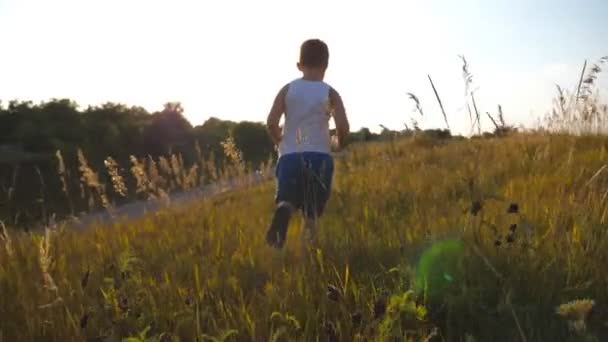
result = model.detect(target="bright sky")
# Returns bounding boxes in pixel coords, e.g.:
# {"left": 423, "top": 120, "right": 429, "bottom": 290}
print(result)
{"left": 1, "top": 0, "right": 607, "bottom": 135}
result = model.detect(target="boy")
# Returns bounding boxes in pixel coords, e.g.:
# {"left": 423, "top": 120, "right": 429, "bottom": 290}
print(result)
{"left": 265, "top": 38, "right": 350, "bottom": 249}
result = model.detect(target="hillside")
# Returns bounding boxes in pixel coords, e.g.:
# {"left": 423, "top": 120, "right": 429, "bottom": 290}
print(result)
{"left": 2, "top": 133, "right": 608, "bottom": 341}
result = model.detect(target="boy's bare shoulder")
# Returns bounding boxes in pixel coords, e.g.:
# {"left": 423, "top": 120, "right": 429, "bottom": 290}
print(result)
{"left": 327, "top": 84, "right": 344, "bottom": 99}
{"left": 328, "top": 86, "right": 344, "bottom": 104}
{"left": 278, "top": 83, "right": 291, "bottom": 97}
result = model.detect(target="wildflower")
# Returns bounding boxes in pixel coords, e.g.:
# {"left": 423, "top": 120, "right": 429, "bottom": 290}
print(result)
{"left": 556, "top": 299, "right": 595, "bottom": 334}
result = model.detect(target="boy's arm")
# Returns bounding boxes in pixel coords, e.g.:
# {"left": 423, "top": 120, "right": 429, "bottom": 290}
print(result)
{"left": 266, "top": 85, "right": 289, "bottom": 146}
{"left": 329, "top": 87, "right": 350, "bottom": 149}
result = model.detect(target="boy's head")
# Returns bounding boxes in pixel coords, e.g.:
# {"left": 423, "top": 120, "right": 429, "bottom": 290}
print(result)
{"left": 298, "top": 39, "right": 329, "bottom": 72}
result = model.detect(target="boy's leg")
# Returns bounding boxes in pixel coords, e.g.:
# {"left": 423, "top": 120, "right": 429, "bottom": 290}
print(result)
{"left": 266, "top": 154, "right": 302, "bottom": 249}
{"left": 266, "top": 201, "right": 294, "bottom": 249}
{"left": 300, "top": 153, "right": 334, "bottom": 248}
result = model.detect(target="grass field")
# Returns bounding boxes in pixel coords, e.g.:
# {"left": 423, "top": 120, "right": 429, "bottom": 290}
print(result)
{"left": 2, "top": 131, "right": 608, "bottom": 341}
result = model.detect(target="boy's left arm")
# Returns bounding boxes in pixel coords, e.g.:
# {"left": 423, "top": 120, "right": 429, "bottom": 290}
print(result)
{"left": 266, "top": 85, "right": 288, "bottom": 146}
{"left": 329, "top": 87, "right": 350, "bottom": 150}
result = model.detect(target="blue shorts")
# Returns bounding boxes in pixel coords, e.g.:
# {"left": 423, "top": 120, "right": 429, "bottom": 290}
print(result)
{"left": 275, "top": 152, "right": 334, "bottom": 218}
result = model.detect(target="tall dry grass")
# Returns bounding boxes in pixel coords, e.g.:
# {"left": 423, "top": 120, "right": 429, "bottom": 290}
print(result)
{"left": 2, "top": 132, "right": 608, "bottom": 340}
{"left": 545, "top": 56, "right": 608, "bottom": 135}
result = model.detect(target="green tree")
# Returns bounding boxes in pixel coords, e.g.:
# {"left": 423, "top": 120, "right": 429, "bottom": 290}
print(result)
{"left": 143, "top": 102, "right": 192, "bottom": 156}
{"left": 231, "top": 121, "right": 274, "bottom": 167}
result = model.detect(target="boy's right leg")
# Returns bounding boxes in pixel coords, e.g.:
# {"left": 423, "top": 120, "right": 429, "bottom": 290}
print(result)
{"left": 300, "top": 152, "right": 334, "bottom": 249}
{"left": 266, "top": 154, "right": 302, "bottom": 249}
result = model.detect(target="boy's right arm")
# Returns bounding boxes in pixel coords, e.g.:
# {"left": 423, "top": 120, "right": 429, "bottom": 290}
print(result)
{"left": 266, "top": 85, "right": 289, "bottom": 146}
{"left": 329, "top": 87, "right": 350, "bottom": 149}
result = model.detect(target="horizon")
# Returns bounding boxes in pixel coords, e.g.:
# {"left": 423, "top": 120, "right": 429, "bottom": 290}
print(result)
{"left": 1, "top": 0, "right": 607, "bottom": 135}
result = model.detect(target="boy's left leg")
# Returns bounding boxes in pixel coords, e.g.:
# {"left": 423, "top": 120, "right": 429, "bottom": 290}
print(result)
{"left": 266, "top": 201, "right": 294, "bottom": 249}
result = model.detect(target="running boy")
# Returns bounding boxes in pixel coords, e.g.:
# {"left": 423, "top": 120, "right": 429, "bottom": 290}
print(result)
{"left": 265, "top": 39, "right": 350, "bottom": 249}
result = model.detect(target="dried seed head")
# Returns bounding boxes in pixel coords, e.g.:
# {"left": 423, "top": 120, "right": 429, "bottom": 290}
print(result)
{"left": 80, "top": 312, "right": 90, "bottom": 329}
{"left": 470, "top": 201, "right": 483, "bottom": 216}
{"left": 0, "top": 220, "right": 13, "bottom": 258}
{"left": 326, "top": 284, "right": 341, "bottom": 302}
{"left": 351, "top": 311, "right": 362, "bottom": 328}
{"left": 118, "top": 296, "right": 129, "bottom": 312}
{"left": 506, "top": 234, "right": 515, "bottom": 244}
{"left": 81, "top": 268, "right": 90, "bottom": 289}
{"left": 373, "top": 298, "right": 387, "bottom": 319}
{"left": 104, "top": 157, "right": 127, "bottom": 197}
{"left": 322, "top": 321, "right": 338, "bottom": 342}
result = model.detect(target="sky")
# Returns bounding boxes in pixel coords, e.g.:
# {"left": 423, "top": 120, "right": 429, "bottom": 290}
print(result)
{"left": 1, "top": 0, "right": 607, "bottom": 135}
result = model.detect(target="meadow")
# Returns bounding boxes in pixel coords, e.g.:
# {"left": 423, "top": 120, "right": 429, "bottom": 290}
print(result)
{"left": 2, "top": 130, "right": 608, "bottom": 341}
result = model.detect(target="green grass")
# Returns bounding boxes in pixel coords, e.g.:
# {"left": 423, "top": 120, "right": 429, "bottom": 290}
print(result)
{"left": 2, "top": 133, "right": 608, "bottom": 341}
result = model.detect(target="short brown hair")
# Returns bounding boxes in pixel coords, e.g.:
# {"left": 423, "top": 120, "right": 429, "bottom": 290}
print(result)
{"left": 299, "top": 39, "right": 329, "bottom": 69}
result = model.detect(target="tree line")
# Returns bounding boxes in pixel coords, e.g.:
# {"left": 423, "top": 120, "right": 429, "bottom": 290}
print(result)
{"left": 0, "top": 99, "right": 394, "bottom": 228}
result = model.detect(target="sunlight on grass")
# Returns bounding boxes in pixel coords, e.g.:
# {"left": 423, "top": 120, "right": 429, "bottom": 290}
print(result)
{"left": 2, "top": 133, "right": 608, "bottom": 340}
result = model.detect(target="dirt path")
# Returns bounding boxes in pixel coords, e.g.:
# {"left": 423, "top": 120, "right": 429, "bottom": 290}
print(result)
{"left": 67, "top": 171, "right": 271, "bottom": 229}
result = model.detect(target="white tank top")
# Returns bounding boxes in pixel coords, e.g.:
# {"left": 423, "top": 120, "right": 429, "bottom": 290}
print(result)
{"left": 279, "top": 78, "right": 332, "bottom": 157}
